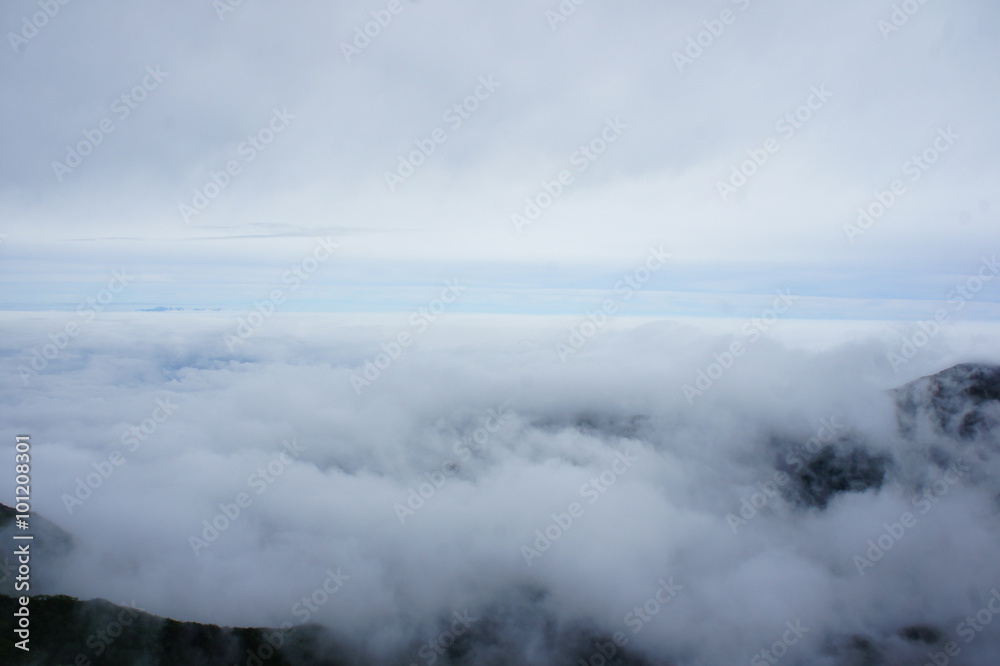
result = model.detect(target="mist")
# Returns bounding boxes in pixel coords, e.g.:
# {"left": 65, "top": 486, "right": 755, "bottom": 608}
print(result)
{"left": 3, "top": 312, "right": 1000, "bottom": 664}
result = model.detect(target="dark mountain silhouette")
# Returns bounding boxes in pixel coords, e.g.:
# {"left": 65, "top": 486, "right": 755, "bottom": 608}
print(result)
{"left": 893, "top": 362, "right": 1000, "bottom": 441}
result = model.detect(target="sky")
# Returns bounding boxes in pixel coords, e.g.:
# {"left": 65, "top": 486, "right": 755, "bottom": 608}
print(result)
{"left": 1, "top": 0, "right": 998, "bottom": 318}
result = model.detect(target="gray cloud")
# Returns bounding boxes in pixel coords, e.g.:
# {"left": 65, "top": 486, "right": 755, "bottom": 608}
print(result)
{"left": 3, "top": 313, "right": 1000, "bottom": 663}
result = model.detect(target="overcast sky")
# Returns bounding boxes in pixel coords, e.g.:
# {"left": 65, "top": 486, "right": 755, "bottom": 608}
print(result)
{"left": 1, "top": 0, "right": 998, "bottom": 317}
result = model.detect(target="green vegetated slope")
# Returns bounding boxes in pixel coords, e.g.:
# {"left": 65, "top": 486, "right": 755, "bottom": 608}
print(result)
{"left": 0, "top": 593, "right": 352, "bottom": 666}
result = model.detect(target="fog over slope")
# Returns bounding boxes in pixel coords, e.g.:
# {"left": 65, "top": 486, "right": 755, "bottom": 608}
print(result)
{"left": 2, "top": 314, "right": 999, "bottom": 664}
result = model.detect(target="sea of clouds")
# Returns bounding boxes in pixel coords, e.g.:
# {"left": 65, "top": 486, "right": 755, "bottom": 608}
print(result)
{"left": 2, "top": 312, "right": 1000, "bottom": 665}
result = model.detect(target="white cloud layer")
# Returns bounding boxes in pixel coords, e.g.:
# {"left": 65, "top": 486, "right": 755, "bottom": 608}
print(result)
{"left": 1, "top": 0, "right": 998, "bottom": 313}
{"left": 3, "top": 313, "right": 1000, "bottom": 664}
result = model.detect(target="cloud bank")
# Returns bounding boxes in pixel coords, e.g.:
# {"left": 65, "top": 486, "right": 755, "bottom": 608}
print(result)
{"left": 3, "top": 313, "right": 1000, "bottom": 664}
